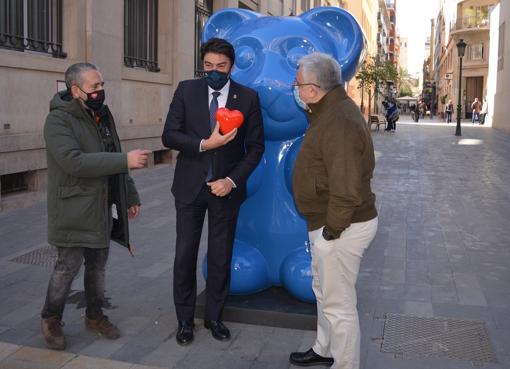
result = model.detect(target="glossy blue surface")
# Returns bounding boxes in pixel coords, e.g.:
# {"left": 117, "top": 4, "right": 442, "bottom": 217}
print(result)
{"left": 202, "top": 7, "right": 366, "bottom": 302}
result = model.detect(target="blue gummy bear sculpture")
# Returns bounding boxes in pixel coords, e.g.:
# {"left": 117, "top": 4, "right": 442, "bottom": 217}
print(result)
{"left": 202, "top": 7, "right": 366, "bottom": 302}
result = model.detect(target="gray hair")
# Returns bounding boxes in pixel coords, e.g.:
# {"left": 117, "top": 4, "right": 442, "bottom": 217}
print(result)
{"left": 298, "top": 52, "right": 343, "bottom": 91}
{"left": 65, "top": 62, "right": 98, "bottom": 89}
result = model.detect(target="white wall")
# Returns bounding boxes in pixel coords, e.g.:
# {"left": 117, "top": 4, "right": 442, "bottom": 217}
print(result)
{"left": 485, "top": 3, "right": 499, "bottom": 126}
{"left": 492, "top": 0, "right": 510, "bottom": 132}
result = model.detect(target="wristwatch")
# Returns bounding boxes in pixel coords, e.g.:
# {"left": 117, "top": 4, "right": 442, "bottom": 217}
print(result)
{"left": 322, "top": 227, "right": 338, "bottom": 241}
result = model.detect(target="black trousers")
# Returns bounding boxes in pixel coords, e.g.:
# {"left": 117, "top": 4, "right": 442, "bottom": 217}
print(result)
{"left": 41, "top": 247, "right": 109, "bottom": 320}
{"left": 173, "top": 184, "right": 240, "bottom": 321}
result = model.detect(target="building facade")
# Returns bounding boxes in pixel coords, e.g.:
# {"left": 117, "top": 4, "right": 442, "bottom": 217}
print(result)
{"left": 342, "top": 0, "right": 380, "bottom": 113}
{"left": 0, "top": 0, "right": 298, "bottom": 210}
{"left": 399, "top": 36, "right": 408, "bottom": 71}
{"left": 434, "top": 0, "right": 499, "bottom": 121}
{"left": 386, "top": 0, "right": 398, "bottom": 66}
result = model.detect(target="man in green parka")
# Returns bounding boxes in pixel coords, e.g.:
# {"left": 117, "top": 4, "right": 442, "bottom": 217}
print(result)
{"left": 41, "top": 62, "right": 151, "bottom": 350}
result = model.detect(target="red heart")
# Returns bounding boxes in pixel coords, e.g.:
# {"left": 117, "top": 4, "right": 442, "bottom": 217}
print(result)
{"left": 216, "top": 108, "right": 244, "bottom": 134}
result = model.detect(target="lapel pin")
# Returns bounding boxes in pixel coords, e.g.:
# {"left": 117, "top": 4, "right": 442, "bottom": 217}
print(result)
{"left": 233, "top": 94, "right": 237, "bottom": 99}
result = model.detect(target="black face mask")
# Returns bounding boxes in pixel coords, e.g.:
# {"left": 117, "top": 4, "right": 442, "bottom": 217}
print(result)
{"left": 79, "top": 87, "right": 105, "bottom": 112}
{"left": 204, "top": 70, "right": 230, "bottom": 90}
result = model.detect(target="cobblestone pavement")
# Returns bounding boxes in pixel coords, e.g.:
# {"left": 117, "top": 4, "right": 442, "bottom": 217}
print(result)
{"left": 1, "top": 119, "right": 509, "bottom": 369}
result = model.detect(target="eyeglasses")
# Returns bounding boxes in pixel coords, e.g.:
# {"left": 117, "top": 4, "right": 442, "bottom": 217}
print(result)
{"left": 292, "top": 80, "right": 321, "bottom": 88}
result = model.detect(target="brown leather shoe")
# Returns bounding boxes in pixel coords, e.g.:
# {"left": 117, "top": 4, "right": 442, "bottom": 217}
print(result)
{"left": 85, "top": 312, "right": 120, "bottom": 339}
{"left": 41, "top": 316, "right": 66, "bottom": 350}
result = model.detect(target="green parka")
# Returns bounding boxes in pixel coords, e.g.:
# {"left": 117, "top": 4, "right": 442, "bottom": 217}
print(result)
{"left": 44, "top": 91, "right": 140, "bottom": 249}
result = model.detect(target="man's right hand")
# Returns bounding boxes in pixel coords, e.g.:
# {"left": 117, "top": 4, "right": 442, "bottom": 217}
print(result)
{"left": 202, "top": 123, "right": 237, "bottom": 151}
{"left": 127, "top": 149, "right": 151, "bottom": 169}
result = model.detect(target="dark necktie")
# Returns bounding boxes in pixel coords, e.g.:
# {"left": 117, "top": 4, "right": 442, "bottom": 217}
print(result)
{"left": 210, "top": 91, "right": 221, "bottom": 130}
{"left": 206, "top": 91, "right": 221, "bottom": 181}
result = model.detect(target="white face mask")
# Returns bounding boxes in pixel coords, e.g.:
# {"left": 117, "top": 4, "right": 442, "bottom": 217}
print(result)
{"left": 293, "top": 85, "right": 309, "bottom": 111}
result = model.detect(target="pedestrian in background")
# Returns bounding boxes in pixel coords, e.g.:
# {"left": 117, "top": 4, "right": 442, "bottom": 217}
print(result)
{"left": 290, "top": 52, "right": 378, "bottom": 369}
{"left": 41, "top": 63, "right": 150, "bottom": 350}
{"left": 383, "top": 98, "right": 399, "bottom": 132}
{"left": 445, "top": 99, "right": 453, "bottom": 123}
{"left": 471, "top": 97, "right": 481, "bottom": 124}
{"left": 480, "top": 98, "right": 488, "bottom": 125}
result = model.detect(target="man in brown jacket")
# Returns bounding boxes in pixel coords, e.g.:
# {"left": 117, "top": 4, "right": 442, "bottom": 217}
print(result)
{"left": 289, "top": 53, "right": 378, "bottom": 369}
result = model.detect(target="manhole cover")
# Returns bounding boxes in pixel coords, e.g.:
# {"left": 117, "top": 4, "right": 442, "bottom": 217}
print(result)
{"left": 10, "top": 246, "right": 57, "bottom": 267}
{"left": 381, "top": 313, "right": 497, "bottom": 366}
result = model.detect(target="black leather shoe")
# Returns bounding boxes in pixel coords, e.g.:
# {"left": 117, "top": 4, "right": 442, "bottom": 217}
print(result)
{"left": 204, "top": 320, "right": 230, "bottom": 341}
{"left": 176, "top": 320, "right": 194, "bottom": 345}
{"left": 289, "top": 348, "right": 334, "bottom": 367}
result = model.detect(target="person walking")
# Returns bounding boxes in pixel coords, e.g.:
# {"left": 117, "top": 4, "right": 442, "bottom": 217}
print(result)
{"left": 445, "top": 100, "right": 453, "bottom": 123}
{"left": 480, "top": 98, "right": 488, "bottom": 125}
{"left": 471, "top": 97, "right": 481, "bottom": 124}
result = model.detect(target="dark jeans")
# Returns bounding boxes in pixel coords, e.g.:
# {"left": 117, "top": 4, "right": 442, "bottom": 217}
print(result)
{"left": 472, "top": 111, "right": 479, "bottom": 123}
{"left": 41, "top": 247, "right": 109, "bottom": 320}
{"left": 446, "top": 111, "right": 452, "bottom": 123}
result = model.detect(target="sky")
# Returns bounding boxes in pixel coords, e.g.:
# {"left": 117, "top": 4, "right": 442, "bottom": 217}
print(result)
{"left": 396, "top": 0, "right": 441, "bottom": 76}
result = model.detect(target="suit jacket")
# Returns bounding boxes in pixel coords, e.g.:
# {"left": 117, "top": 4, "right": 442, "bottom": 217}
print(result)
{"left": 162, "top": 78, "right": 265, "bottom": 204}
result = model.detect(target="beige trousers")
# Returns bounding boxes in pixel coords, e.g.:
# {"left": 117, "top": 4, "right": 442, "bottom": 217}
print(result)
{"left": 309, "top": 217, "right": 378, "bottom": 369}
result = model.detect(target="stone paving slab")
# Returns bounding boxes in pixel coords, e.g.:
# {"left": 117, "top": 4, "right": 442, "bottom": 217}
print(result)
{"left": 1, "top": 121, "right": 510, "bottom": 368}
{"left": 0, "top": 342, "right": 169, "bottom": 369}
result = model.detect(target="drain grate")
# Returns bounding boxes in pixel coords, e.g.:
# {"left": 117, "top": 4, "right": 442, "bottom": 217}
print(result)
{"left": 10, "top": 245, "right": 57, "bottom": 267}
{"left": 381, "top": 313, "right": 497, "bottom": 366}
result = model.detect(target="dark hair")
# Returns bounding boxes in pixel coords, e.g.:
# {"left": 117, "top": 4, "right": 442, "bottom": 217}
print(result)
{"left": 200, "top": 38, "right": 235, "bottom": 66}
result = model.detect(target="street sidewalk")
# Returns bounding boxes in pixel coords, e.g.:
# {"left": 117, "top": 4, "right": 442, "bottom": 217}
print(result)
{"left": 1, "top": 123, "right": 510, "bottom": 369}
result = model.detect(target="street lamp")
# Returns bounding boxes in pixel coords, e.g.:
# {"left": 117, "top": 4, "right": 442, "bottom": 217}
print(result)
{"left": 455, "top": 39, "right": 467, "bottom": 136}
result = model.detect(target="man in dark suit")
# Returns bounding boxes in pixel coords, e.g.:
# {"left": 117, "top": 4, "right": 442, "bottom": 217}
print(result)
{"left": 162, "top": 38, "right": 264, "bottom": 345}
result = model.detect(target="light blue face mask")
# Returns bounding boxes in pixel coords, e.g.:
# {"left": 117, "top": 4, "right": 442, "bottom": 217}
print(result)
{"left": 293, "top": 85, "right": 309, "bottom": 111}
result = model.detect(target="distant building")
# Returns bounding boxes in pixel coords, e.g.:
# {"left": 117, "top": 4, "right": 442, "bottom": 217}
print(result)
{"left": 399, "top": 37, "right": 409, "bottom": 72}
{"left": 434, "top": 0, "right": 499, "bottom": 122}
{"left": 340, "top": 0, "right": 380, "bottom": 112}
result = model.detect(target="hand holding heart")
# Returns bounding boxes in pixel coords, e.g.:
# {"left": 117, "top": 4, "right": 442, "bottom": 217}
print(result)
{"left": 202, "top": 121, "right": 237, "bottom": 151}
{"left": 216, "top": 108, "right": 244, "bottom": 134}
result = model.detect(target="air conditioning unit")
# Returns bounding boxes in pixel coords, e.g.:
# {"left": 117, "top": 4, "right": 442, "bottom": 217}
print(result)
{"left": 444, "top": 73, "right": 453, "bottom": 80}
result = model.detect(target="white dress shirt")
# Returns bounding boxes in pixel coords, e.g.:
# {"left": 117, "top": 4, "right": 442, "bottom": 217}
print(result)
{"left": 208, "top": 80, "right": 230, "bottom": 109}
{"left": 200, "top": 80, "right": 236, "bottom": 188}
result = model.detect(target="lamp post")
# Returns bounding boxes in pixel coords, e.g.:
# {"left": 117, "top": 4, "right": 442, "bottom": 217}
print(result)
{"left": 455, "top": 39, "right": 466, "bottom": 136}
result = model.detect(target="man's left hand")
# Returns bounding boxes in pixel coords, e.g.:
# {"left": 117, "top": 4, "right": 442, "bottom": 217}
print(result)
{"left": 128, "top": 205, "right": 141, "bottom": 219}
{"left": 207, "top": 179, "right": 233, "bottom": 197}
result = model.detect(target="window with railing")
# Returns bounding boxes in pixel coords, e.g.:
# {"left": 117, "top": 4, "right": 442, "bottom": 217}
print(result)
{"left": 468, "top": 43, "right": 484, "bottom": 61}
{"left": 124, "top": 0, "right": 160, "bottom": 72}
{"left": 194, "top": 0, "right": 213, "bottom": 77}
{"left": 0, "top": 0, "right": 65, "bottom": 58}
{"left": 451, "top": 6, "right": 490, "bottom": 32}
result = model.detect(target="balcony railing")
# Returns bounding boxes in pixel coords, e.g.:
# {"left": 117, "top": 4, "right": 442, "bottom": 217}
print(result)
{"left": 450, "top": 15, "right": 490, "bottom": 32}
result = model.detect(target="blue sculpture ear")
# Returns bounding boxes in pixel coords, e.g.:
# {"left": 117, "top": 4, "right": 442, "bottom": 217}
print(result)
{"left": 299, "top": 7, "right": 367, "bottom": 81}
{"left": 202, "top": 9, "right": 261, "bottom": 42}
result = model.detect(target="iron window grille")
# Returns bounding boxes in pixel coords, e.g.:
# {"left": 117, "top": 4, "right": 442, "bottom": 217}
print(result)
{"left": 194, "top": 0, "right": 213, "bottom": 78}
{"left": 0, "top": 0, "right": 66, "bottom": 58}
{"left": 124, "top": 0, "right": 160, "bottom": 72}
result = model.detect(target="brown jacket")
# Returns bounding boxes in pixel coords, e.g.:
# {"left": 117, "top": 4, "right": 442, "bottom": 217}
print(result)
{"left": 292, "top": 85, "right": 377, "bottom": 238}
